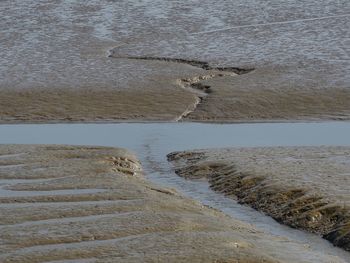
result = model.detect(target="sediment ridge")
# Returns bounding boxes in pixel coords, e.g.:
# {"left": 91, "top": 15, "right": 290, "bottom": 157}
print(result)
{"left": 168, "top": 147, "right": 350, "bottom": 252}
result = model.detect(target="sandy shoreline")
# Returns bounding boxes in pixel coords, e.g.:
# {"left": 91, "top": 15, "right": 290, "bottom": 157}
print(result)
{"left": 168, "top": 146, "right": 350, "bottom": 252}
{"left": 1, "top": 83, "right": 350, "bottom": 124}
{"left": 1, "top": 56, "right": 350, "bottom": 124}
{"left": 1, "top": 144, "right": 348, "bottom": 262}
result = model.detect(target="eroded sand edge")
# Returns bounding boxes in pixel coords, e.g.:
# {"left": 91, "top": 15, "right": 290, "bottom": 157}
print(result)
{"left": 168, "top": 146, "right": 350, "bottom": 252}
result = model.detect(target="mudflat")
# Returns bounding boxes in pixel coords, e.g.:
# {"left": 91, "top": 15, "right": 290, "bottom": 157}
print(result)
{"left": 168, "top": 146, "right": 350, "bottom": 251}
{"left": 1, "top": 1, "right": 350, "bottom": 123}
{"left": 0, "top": 145, "right": 346, "bottom": 263}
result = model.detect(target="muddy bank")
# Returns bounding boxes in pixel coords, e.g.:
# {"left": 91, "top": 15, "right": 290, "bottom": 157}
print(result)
{"left": 0, "top": 87, "right": 197, "bottom": 123}
{"left": 168, "top": 147, "right": 350, "bottom": 251}
{"left": 2, "top": 64, "right": 350, "bottom": 123}
{"left": 182, "top": 75, "right": 350, "bottom": 122}
{"left": 0, "top": 145, "right": 346, "bottom": 262}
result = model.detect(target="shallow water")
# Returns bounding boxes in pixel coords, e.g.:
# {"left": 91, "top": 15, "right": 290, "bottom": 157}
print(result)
{"left": 1, "top": 0, "right": 350, "bottom": 91}
{"left": 0, "top": 122, "right": 350, "bottom": 260}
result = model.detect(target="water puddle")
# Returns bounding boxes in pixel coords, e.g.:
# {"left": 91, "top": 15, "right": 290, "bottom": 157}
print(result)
{"left": 0, "top": 122, "right": 349, "bottom": 260}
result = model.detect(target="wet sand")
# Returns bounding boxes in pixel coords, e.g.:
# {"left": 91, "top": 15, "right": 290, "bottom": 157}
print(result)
{"left": 1, "top": 0, "right": 350, "bottom": 261}
{"left": 1, "top": 144, "right": 348, "bottom": 262}
{"left": 1, "top": 1, "right": 350, "bottom": 123}
{"left": 1, "top": 60, "right": 350, "bottom": 124}
{"left": 168, "top": 146, "right": 350, "bottom": 251}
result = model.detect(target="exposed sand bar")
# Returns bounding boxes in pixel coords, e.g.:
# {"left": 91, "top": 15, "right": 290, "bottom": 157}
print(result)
{"left": 1, "top": 145, "right": 348, "bottom": 262}
{"left": 0, "top": 124, "right": 350, "bottom": 261}
{"left": 168, "top": 146, "right": 350, "bottom": 252}
{"left": 1, "top": 1, "right": 350, "bottom": 123}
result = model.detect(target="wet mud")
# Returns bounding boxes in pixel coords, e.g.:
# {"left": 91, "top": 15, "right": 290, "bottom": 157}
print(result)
{"left": 108, "top": 54, "right": 255, "bottom": 75}
{"left": 168, "top": 147, "right": 350, "bottom": 252}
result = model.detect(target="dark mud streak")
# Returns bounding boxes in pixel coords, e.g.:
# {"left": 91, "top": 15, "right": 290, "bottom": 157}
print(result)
{"left": 108, "top": 55, "right": 255, "bottom": 75}
{"left": 177, "top": 78, "right": 211, "bottom": 121}
{"left": 188, "top": 83, "right": 213, "bottom": 94}
{"left": 167, "top": 152, "right": 350, "bottom": 252}
{"left": 108, "top": 54, "right": 255, "bottom": 121}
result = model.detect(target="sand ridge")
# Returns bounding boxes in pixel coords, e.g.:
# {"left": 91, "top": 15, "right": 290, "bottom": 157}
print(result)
{"left": 168, "top": 146, "right": 350, "bottom": 252}
{"left": 0, "top": 144, "right": 347, "bottom": 262}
